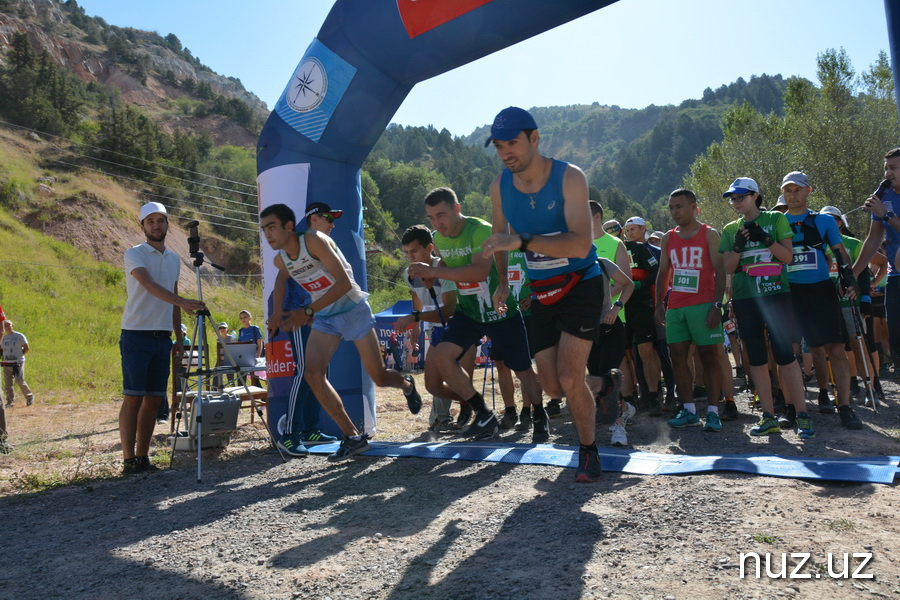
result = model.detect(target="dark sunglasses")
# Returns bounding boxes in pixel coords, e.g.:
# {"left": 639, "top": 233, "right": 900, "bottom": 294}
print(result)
{"left": 316, "top": 214, "right": 335, "bottom": 223}
{"left": 605, "top": 225, "right": 622, "bottom": 234}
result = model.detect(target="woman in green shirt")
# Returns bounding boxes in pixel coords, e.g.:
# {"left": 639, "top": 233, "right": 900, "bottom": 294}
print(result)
{"left": 718, "top": 177, "right": 813, "bottom": 439}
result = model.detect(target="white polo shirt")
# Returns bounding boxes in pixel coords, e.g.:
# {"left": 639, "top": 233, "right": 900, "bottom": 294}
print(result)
{"left": 121, "top": 242, "right": 181, "bottom": 331}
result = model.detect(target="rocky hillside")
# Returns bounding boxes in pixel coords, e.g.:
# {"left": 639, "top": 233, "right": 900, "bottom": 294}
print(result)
{"left": 0, "top": 0, "right": 267, "bottom": 146}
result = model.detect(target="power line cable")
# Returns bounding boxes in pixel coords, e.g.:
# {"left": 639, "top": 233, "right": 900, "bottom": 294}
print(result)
{"left": 0, "top": 118, "right": 257, "bottom": 192}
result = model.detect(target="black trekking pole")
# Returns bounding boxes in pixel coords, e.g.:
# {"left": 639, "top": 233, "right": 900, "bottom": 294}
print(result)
{"left": 849, "top": 303, "right": 878, "bottom": 413}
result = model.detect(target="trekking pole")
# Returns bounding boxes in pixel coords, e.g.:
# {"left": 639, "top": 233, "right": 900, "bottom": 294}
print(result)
{"left": 850, "top": 303, "right": 878, "bottom": 413}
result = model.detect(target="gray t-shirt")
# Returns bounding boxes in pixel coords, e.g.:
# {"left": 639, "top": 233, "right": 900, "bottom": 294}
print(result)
{"left": 1, "top": 331, "right": 28, "bottom": 364}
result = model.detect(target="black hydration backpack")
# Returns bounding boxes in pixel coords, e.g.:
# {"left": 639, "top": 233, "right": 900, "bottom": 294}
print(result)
{"left": 791, "top": 211, "right": 826, "bottom": 255}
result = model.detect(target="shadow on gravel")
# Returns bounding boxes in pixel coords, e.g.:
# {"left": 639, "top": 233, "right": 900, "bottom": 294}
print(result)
{"left": 0, "top": 452, "right": 316, "bottom": 599}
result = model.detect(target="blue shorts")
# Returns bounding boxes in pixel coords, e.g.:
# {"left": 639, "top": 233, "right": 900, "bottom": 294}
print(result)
{"left": 120, "top": 329, "right": 173, "bottom": 397}
{"left": 312, "top": 300, "right": 376, "bottom": 342}
{"left": 441, "top": 311, "right": 532, "bottom": 372}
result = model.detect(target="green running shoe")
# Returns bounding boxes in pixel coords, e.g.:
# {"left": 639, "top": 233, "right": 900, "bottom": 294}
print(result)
{"left": 795, "top": 413, "right": 816, "bottom": 439}
{"left": 667, "top": 409, "right": 701, "bottom": 428}
{"left": 750, "top": 413, "right": 781, "bottom": 436}
{"left": 703, "top": 411, "right": 722, "bottom": 432}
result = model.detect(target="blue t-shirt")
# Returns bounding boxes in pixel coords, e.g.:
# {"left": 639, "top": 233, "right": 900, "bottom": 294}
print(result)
{"left": 871, "top": 188, "right": 900, "bottom": 276}
{"left": 238, "top": 325, "right": 262, "bottom": 343}
{"left": 785, "top": 209, "right": 842, "bottom": 284}
{"left": 499, "top": 158, "right": 599, "bottom": 281}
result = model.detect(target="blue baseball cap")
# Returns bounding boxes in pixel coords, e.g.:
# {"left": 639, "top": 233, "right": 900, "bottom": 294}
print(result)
{"left": 722, "top": 177, "right": 760, "bottom": 198}
{"left": 484, "top": 107, "right": 538, "bottom": 147}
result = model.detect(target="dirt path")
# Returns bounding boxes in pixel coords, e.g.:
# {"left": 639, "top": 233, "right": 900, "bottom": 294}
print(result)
{"left": 1, "top": 375, "right": 898, "bottom": 600}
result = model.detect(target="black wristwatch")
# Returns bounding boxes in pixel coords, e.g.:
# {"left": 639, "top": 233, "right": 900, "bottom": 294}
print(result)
{"left": 304, "top": 306, "right": 314, "bottom": 318}
{"left": 519, "top": 233, "right": 533, "bottom": 252}
{"left": 884, "top": 211, "right": 896, "bottom": 222}
{"left": 713, "top": 301, "right": 724, "bottom": 309}
{"left": 412, "top": 310, "right": 421, "bottom": 322}
{"left": 613, "top": 299, "right": 624, "bottom": 308}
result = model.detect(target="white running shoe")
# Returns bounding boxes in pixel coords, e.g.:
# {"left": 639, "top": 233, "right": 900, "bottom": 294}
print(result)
{"left": 609, "top": 423, "right": 628, "bottom": 447}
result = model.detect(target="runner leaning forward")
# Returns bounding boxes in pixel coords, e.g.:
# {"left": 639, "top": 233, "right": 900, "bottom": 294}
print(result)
{"left": 482, "top": 107, "right": 618, "bottom": 483}
{"left": 260, "top": 203, "right": 422, "bottom": 462}
{"left": 407, "top": 187, "right": 546, "bottom": 442}
{"left": 655, "top": 188, "right": 729, "bottom": 431}
{"left": 718, "top": 178, "right": 812, "bottom": 439}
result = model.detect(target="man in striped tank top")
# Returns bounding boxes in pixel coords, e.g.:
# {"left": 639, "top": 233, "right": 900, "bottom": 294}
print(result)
{"left": 654, "top": 189, "right": 729, "bottom": 431}
{"left": 260, "top": 204, "right": 422, "bottom": 462}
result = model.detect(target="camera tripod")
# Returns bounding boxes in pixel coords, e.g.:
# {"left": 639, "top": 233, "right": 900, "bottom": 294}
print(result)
{"left": 170, "top": 221, "right": 285, "bottom": 482}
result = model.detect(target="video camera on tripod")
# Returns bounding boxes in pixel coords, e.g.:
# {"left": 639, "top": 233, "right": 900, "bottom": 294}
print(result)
{"left": 171, "top": 220, "right": 284, "bottom": 481}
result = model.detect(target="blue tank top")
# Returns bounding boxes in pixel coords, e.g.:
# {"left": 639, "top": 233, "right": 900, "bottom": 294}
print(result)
{"left": 500, "top": 158, "right": 599, "bottom": 281}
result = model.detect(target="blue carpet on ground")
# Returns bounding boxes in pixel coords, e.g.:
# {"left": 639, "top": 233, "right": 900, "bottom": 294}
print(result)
{"left": 307, "top": 441, "right": 900, "bottom": 484}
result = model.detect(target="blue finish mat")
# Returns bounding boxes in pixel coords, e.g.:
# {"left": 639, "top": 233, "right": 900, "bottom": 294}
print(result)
{"left": 308, "top": 441, "right": 900, "bottom": 484}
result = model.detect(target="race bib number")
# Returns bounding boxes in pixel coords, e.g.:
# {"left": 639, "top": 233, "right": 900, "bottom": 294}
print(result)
{"left": 300, "top": 274, "right": 333, "bottom": 293}
{"left": 672, "top": 268, "right": 700, "bottom": 293}
{"left": 787, "top": 247, "right": 818, "bottom": 272}
{"left": 508, "top": 265, "right": 524, "bottom": 284}
{"left": 525, "top": 250, "right": 569, "bottom": 270}
{"left": 457, "top": 280, "right": 486, "bottom": 296}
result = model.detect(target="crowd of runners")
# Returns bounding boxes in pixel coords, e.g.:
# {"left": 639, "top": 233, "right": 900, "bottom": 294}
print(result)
{"left": 259, "top": 107, "right": 899, "bottom": 483}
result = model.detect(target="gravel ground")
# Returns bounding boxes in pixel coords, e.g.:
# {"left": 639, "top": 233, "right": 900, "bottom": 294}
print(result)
{"left": 1, "top": 373, "right": 899, "bottom": 600}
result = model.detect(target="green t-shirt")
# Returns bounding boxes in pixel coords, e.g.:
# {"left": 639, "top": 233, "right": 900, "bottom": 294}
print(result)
{"left": 594, "top": 233, "right": 626, "bottom": 322}
{"left": 507, "top": 250, "right": 532, "bottom": 316}
{"left": 719, "top": 211, "right": 793, "bottom": 300}
{"left": 434, "top": 216, "right": 512, "bottom": 324}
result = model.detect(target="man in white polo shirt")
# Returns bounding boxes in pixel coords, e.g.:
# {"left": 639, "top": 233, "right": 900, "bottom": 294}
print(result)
{"left": 120, "top": 202, "right": 206, "bottom": 474}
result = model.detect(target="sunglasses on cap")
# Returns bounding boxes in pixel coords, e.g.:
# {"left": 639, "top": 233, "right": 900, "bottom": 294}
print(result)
{"left": 605, "top": 225, "right": 622, "bottom": 234}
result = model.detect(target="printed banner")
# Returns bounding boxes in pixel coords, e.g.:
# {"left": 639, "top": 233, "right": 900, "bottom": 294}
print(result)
{"left": 397, "top": 0, "right": 494, "bottom": 38}
{"left": 274, "top": 39, "right": 356, "bottom": 143}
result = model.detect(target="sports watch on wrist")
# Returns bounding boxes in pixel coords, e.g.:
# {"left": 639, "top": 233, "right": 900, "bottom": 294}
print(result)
{"left": 883, "top": 211, "right": 896, "bottom": 222}
{"left": 519, "top": 233, "right": 533, "bottom": 251}
{"left": 613, "top": 299, "right": 624, "bottom": 308}
{"left": 304, "top": 306, "right": 314, "bottom": 318}
{"left": 713, "top": 302, "right": 724, "bottom": 309}
{"left": 412, "top": 310, "right": 421, "bottom": 322}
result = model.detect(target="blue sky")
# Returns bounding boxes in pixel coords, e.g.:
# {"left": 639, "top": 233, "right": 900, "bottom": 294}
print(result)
{"left": 74, "top": 0, "right": 891, "bottom": 137}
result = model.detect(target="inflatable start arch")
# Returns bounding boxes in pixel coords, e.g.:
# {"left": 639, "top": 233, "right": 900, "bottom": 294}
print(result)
{"left": 257, "top": 0, "right": 900, "bottom": 437}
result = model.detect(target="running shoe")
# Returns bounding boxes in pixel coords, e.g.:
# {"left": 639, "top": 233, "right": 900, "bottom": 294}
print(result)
{"left": 0, "top": 438, "right": 12, "bottom": 454}
{"left": 122, "top": 457, "right": 140, "bottom": 475}
{"left": 300, "top": 429, "right": 339, "bottom": 445}
{"left": 532, "top": 405, "right": 550, "bottom": 443}
{"left": 403, "top": 375, "right": 422, "bottom": 415}
{"left": 575, "top": 445, "right": 602, "bottom": 483}
{"left": 327, "top": 435, "right": 371, "bottom": 462}
{"left": 609, "top": 424, "right": 628, "bottom": 447}
{"left": 668, "top": 409, "right": 701, "bottom": 428}
{"left": 795, "top": 413, "right": 816, "bottom": 439}
{"left": 838, "top": 405, "right": 863, "bottom": 430}
{"left": 428, "top": 418, "right": 454, "bottom": 432}
{"left": 817, "top": 389, "right": 835, "bottom": 414}
{"left": 277, "top": 433, "right": 310, "bottom": 457}
{"left": 26, "top": 396, "right": 33, "bottom": 407}
{"left": 703, "top": 411, "right": 723, "bottom": 432}
{"left": 777, "top": 404, "right": 797, "bottom": 430}
{"left": 546, "top": 398, "right": 563, "bottom": 418}
{"left": 720, "top": 400, "right": 739, "bottom": 421}
{"left": 514, "top": 407, "right": 533, "bottom": 432}
{"left": 464, "top": 410, "right": 500, "bottom": 441}
{"left": 620, "top": 401, "right": 636, "bottom": 425}
{"left": 137, "top": 456, "right": 159, "bottom": 472}
{"left": 498, "top": 407, "right": 518, "bottom": 431}
{"left": 750, "top": 413, "right": 781, "bottom": 436}
{"left": 452, "top": 401, "right": 473, "bottom": 429}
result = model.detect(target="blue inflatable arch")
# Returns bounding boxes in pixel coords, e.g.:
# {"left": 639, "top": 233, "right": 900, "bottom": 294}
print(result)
{"left": 257, "top": 0, "right": 900, "bottom": 437}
